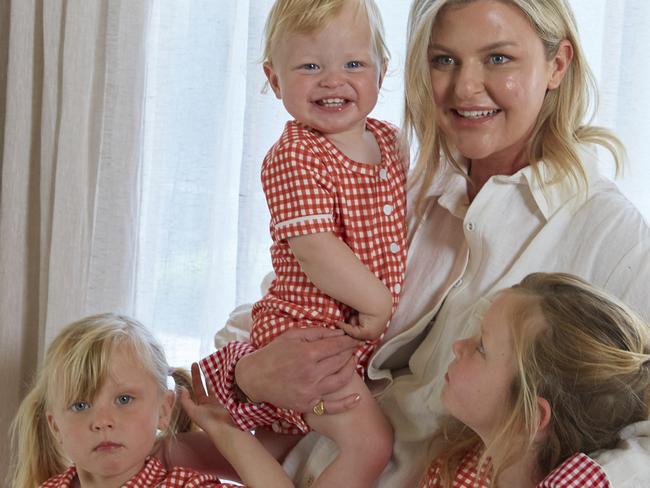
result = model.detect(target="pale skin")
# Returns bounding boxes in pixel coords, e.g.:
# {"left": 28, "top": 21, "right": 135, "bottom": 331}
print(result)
{"left": 45, "top": 346, "right": 176, "bottom": 488}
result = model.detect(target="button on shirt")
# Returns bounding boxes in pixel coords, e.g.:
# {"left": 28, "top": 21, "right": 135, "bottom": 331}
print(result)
{"left": 283, "top": 148, "right": 650, "bottom": 487}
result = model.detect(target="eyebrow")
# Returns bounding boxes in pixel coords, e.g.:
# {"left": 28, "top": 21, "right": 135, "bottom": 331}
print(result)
{"left": 428, "top": 41, "right": 519, "bottom": 53}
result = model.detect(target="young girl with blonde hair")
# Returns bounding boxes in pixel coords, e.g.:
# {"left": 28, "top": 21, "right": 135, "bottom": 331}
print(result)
{"left": 421, "top": 273, "right": 650, "bottom": 487}
{"left": 9, "top": 313, "right": 271, "bottom": 488}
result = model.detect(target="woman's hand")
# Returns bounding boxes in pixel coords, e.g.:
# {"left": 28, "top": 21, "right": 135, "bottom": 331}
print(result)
{"left": 235, "top": 327, "right": 362, "bottom": 414}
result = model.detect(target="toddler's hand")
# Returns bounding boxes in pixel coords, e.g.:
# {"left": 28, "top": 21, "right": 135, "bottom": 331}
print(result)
{"left": 337, "top": 313, "right": 387, "bottom": 341}
{"left": 179, "top": 363, "right": 235, "bottom": 433}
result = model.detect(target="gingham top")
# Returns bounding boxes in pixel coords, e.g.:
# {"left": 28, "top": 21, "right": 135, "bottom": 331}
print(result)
{"left": 419, "top": 447, "right": 611, "bottom": 487}
{"left": 252, "top": 118, "right": 407, "bottom": 356}
{"left": 200, "top": 119, "right": 407, "bottom": 434}
{"left": 39, "top": 456, "right": 237, "bottom": 487}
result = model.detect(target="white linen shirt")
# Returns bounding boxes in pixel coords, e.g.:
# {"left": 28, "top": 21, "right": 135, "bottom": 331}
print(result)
{"left": 280, "top": 149, "right": 650, "bottom": 488}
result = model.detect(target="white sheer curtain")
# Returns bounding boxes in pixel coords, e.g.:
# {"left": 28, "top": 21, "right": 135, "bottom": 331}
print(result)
{"left": 139, "top": 0, "right": 650, "bottom": 368}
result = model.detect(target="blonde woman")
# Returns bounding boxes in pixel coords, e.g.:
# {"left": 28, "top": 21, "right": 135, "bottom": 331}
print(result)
{"left": 162, "top": 1, "right": 650, "bottom": 486}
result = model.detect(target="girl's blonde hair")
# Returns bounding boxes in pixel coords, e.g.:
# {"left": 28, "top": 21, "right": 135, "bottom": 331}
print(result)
{"left": 404, "top": 0, "right": 625, "bottom": 219}
{"left": 9, "top": 313, "right": 194, "bottom": 488}
{"left": 433, "top": 273, "right": 650, "bottom": 487}
{"left": 263, "top": 0, "right": 390, "bottom": 69}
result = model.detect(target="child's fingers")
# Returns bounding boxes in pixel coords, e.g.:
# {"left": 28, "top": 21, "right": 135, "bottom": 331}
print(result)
{"left": 336, "top": 320, "right": 373, "bottom": 340}
{"left": 190, "top": 362, "right": 208, "bottom": 401}
{"left": 178, "top": 387, "right": 195, "bottom": 412}
{"left": 336, "top": 320, "right": 361, "bottom": 337}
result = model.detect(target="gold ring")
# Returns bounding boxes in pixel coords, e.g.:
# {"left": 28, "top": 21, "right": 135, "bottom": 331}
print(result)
{"left": 312, "top": 399, "right": 326, "bottom": 416}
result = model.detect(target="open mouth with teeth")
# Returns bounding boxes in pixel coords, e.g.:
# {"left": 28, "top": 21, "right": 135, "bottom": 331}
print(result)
{"left": 453, "top": 108, "right": 502, "bottom": 119}
{"left": 315, "top": 97, "right": 350, "bottom": 109}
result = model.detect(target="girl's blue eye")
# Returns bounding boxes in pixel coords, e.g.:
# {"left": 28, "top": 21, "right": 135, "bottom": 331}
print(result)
{"left": 302, "top": 63, "right": 319, "bottom": 71}
{"left": 116, "top": 394, "right": 133, "bottom": 405}
{"left": 70, "top": 401, "right": 91, "bottom": 412}
{"left": 346, "top": 60, "right": 363, "bottom": 69}
{"left": 489, "top": 54, "right": 510, "bottom": 65}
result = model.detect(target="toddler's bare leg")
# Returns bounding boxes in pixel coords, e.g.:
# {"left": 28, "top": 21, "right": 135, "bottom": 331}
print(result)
{"left": 305, "top": 373, "right": 393, "bottom": 488}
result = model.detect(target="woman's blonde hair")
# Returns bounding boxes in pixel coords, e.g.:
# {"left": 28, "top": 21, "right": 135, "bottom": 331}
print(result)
{"left": 433, "top": 273, "right": 650, "bottom": 487}
{"left": 404, "top": 0, "right": 625, "bottom": 219}
{"left": 263, "top": 0, "right": 390, "bottom": 69}
{"left": 9, "top": 313, "right": 195, "bottom": 488}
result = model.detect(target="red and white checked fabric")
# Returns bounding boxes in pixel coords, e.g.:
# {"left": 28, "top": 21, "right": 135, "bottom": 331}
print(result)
{"left": 39, "top": 456, "right": 238, "bottom": 487}
{"left": 199, "top": 341, "right": 305, "bottom": 433}
{"left": 200, "top": 118, "right": 408, "bottom": 434}
{"left": 538, "top": 453, "right": 610, "bottom": 487}
{"left": 253, "top": 118, "right": 407, "bottom": 357}
{"left": 419, "top": 447, "right": 611, "bottom": 487}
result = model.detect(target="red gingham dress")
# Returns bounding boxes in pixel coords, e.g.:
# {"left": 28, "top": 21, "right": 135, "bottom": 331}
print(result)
{"left": 200, "top": 118, "right": 407, "bottom": 434}
{"left": 419, "top": 447, "right": 611, "bottom": 487}
{"left": 39, "top": 456, "right": 238, "bottom": 487}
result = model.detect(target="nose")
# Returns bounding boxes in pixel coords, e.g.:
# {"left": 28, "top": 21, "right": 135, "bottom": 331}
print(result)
{"left": 319, "top": 68, "right": 345, "bottom": 89}
{"left": 454, "top": 61, "right": 484, "bottom": 100}
{"left": 452, "top": 337, "right": 470, "bottom": 357}
{"left": 91, "top": 407, "right": 115, "bottom": 431}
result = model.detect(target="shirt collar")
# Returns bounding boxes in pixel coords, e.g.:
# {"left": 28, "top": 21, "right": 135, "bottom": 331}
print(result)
{"left": 46, "top": 457, "right": 166, "bottom": 488}
{"left": 517, "top": 146, "right": 601, "bottom": 220}
{"left": 418, "top": 146, "right": 601, "bottom": 221}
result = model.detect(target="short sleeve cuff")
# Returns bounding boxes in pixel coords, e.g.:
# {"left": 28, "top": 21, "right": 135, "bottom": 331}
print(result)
{"left": 274, "top": 215, "right": 335, "bottom": 241}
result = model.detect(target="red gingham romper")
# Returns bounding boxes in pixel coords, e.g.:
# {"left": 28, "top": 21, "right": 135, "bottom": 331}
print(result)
{"left": 200, "top": 118, "right": 407, "bottom": 434}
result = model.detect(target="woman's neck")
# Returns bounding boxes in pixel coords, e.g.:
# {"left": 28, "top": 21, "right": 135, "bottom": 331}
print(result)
{"left": 467, "top": 155, "right": 529, "bottom": 202}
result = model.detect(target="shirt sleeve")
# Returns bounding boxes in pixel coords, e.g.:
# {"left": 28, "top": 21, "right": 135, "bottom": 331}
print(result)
{"left": 262, "top": 139, "right": 336, "bottom": 241}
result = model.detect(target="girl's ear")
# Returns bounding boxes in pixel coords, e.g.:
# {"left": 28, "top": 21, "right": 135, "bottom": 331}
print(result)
{"left": 536, "top": 396, "right": 552, "bottom": 433}
{"left": 263, "top": 62, "right": 282, "bottom": 99}
{"left": 46, "top": 412, "right": 63, "bottom": 444}
{"left": 157, "top": 390, "right": 175, "bottom": 431}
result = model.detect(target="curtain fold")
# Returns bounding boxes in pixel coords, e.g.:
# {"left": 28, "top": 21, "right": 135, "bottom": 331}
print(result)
{"left": 0, "top": 0, "right": 151, "bottom": 481}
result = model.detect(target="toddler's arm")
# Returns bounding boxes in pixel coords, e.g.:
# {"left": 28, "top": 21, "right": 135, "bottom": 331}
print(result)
{"left": 289, "top": 232, "right": 392, "bottom": 340}
{"left": 180, "top": 364, "right": 294, "bottom": 488}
